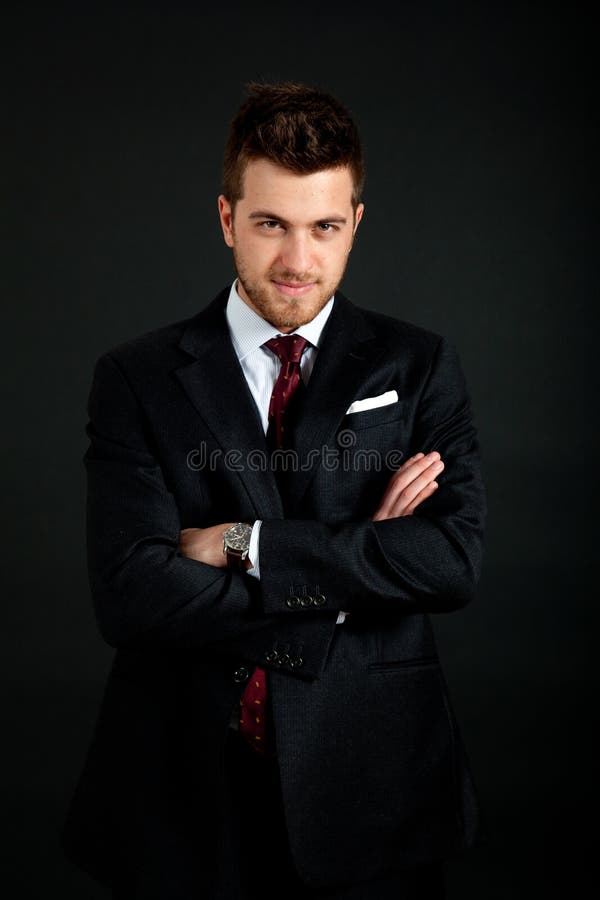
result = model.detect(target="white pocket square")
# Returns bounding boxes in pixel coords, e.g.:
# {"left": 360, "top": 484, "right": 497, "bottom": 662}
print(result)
{"left": 345, "top": 389, "right": 399, "bottom": 415}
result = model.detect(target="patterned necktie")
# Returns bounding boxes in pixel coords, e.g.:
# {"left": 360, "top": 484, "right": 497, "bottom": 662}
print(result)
{"left": 238, "top": 334, "right": 309, "bottom": 755}
{"left": 264, "top": 335, "right": 309, "bottom": 450}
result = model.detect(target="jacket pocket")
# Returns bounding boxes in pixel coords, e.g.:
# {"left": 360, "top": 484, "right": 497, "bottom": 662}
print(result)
{"left": 368, "top": 654, "right": 440, "bottom": 673}
{"left": 340, "top": 402, "right": 404, "bottom": 431}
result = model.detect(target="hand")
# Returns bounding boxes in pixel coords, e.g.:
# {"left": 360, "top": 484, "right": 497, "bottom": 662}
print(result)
{"left": 371, "top": 451, "right": 444, "bottom": 522}
{"left": 179, "top": 522, "right": 244, "bottom": 568}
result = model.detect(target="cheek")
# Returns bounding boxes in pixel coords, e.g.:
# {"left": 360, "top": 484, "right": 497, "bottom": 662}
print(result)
{"left": 327, "top": 247, "right": 350, "bottom": 273}
{"left": 238, "top": 234, "right": 276, "bottom": 264}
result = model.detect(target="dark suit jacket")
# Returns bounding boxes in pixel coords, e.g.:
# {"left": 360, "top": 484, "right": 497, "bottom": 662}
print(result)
{"left": 61, "top": 287, "right": 487, "bottom": 895}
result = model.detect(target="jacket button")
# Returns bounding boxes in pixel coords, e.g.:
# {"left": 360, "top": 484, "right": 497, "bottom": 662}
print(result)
{"left": 313, "top": 593, "right": 326, "bottom": 606}
{"left": 299, "top": 595, "right": 312, "bottom": 607}
{"left": 286, "top": 596, "right": 300, "bottom": 609}
{"left": 232, "top": 665, "right": 249, "bottom": 683}
{"left": 278, "top": 652, "right": 291, "bottom": 667}
{"left": 265, "top": 650, "right": 278, "bottom": 663}
{"left": 290, "top": 656, "right": 304, "bottom": 668}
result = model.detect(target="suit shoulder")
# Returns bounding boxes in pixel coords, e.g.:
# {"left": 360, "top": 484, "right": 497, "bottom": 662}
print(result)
{"left": 352, "top": 302, "right": 445, "bottom": 356}
{"left": 93, "top": 287, "right": 229, "bottom": 377}
{"left": 97, "top": 315, "right": 193, "bottom": 370}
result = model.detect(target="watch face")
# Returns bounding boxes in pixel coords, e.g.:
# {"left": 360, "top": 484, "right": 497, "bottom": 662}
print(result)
{"left": 225, "top": 523, "right": 252, "bottom": 550}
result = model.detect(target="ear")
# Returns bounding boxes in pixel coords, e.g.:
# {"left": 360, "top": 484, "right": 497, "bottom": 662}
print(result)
{"left": 348, "top": 203, "right": 364, "bottom": 252}
{"left": 353, "top": 203, "right": 364, "bottom": 235}
{"left": 218, "top": 195, "right": 234, "bottom": 247}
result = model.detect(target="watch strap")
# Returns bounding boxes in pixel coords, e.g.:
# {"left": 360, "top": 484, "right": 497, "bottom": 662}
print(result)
{"left": 226, "top": 546, "right": 248, "bottom": 572}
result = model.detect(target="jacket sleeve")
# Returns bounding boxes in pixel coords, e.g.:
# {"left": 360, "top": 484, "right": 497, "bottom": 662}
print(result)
{"left": 258, "top": 336, "right": 487, "bottom": 615}
{"left": 84, "top": 351, "right": 334, "bottom": 654}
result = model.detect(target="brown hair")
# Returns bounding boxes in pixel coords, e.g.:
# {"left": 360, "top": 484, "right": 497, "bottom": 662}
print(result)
{"left": 222, "top": 81, "right": 365, "bottom": 211}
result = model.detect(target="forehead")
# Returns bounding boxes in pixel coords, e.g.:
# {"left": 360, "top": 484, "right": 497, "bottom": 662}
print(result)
{"left": 239, "top": 158, "right": 354, "bottom": 218}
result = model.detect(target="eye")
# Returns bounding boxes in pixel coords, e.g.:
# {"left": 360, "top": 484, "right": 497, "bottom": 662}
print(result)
{"left": 316, "top": 223, "right": 337, "bottom": 233}
{"left": 259, "top": 220, "right": 282, "bottom": 230}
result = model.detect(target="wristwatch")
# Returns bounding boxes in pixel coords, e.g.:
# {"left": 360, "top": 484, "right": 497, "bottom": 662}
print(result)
{"left": 223, "top": 522, "right": 253, "bottom": 572}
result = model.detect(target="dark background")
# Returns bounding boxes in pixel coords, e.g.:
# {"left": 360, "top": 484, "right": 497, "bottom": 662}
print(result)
{"left": 3, "top": 1, "right": 597, "bottom": 896}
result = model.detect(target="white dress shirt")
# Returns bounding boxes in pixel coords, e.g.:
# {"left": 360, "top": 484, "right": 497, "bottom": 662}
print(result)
{"left": 225, "top": 280, "right": 347, "bottom": 625}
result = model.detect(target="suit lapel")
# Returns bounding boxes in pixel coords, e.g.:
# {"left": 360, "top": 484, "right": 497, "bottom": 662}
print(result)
{"left": 285, "top": 291, "right": 384, "bottom": 510}
{"left": 174, "top": 288, "right": 385, "bottom": 519}
{"left": 174, "top": 289, "right": 284, "bottom": 520}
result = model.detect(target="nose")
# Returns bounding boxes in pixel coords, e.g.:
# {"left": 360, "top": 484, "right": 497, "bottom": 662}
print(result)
{"left": 279, "top": 231, "right": 313, "bottom": 277}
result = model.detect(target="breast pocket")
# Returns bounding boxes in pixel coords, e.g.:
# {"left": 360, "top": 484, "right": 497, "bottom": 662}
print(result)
{"left": 340, "top": 400, "right": 404, "bottom": 431}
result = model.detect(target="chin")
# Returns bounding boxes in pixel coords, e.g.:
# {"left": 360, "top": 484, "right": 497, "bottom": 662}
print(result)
{"left": 267, "top": 312, "right": 303, "bottom": 330}
{"left": 237, "top": 273, "right": 335, "bottom": 330}
{"left": 270, "top": 306, "right": 315, "bottom": 331}
{"left": 259, "top": 296, "right": 307, "bottom": 330}
{"left": 269, "top": 291, "right": 330, "bottom": 326}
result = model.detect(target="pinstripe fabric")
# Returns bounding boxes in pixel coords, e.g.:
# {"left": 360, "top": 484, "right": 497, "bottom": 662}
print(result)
{"left": 208, "top": 730, "right": 446, "bottom": 900}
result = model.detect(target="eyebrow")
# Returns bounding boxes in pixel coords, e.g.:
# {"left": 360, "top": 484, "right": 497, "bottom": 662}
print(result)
{"left": 248, "top": 210, "right": 348, "bottom": 226}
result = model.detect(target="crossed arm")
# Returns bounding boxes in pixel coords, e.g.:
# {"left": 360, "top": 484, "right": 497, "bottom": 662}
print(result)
{"left": 85, "top": 336, "right": 485, "bottom": 650}
{"left": 179, "top": 451, "right": 445, "bottom": 569}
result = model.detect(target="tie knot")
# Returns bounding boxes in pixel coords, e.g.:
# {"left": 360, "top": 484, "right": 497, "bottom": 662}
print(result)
{"left": 264, "top": 334, "right": 309, "bottom": 364}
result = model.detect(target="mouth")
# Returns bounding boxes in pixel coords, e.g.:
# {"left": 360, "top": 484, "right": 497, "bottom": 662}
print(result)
{"left": 272, "top": 280, "right": 317, "bottom": 298}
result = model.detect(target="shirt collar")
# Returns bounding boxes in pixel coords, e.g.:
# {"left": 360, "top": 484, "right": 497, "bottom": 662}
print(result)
{"left": 225, "top": 279, "right": 335, "bottom": 362}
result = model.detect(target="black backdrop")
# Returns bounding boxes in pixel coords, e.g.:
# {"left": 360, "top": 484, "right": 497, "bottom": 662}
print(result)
{"left": 3, "top": 2, "right": 597, "bottom": 897}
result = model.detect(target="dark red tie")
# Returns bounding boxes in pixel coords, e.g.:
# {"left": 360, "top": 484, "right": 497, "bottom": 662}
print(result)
{"left": 238, "top": 334, "right": 309, "bottom": 755}
{"left": 264, "top": 335, "right": 309, "bottom": 450}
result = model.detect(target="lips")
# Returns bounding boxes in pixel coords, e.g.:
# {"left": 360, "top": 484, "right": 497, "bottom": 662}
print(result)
{"left": 272, "top": 280, "right": 316, "bottom": 298}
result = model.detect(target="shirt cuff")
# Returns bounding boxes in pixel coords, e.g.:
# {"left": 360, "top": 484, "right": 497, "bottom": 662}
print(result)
{"left": 246, "top": 520, "right": 261, "bottom": 579}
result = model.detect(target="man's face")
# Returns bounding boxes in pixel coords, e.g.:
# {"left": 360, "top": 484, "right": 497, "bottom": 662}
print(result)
{"left": 218, "top": 159, "right": 364, "bottom": 332}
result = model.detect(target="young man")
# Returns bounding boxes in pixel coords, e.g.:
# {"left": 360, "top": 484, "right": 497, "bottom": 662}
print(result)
{"left": 62, "top": 82, "right": 486, "bottom": 900}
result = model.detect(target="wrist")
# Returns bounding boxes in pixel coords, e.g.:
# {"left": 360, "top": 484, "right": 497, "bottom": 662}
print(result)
{"left": 222, "top": 521, "right": 254, "bottom": 572}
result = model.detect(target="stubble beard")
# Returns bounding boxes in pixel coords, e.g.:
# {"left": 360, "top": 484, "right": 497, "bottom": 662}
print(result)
{"left": 233, "top": 249, "right": 348, "bottom": 331}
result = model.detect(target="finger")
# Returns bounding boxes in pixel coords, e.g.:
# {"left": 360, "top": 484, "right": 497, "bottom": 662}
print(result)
{"left": 392, "top": 460, "right": 443, "bottom": 515}
{"left": 376, "top": 463, "right": 442, "bottom": 520}
{"left": 376, "top": 454, "right": 435, "bottom": 513}
{"left": 387, "top": 452, "right": 441, "bottom": 493}
{"left": 397, "top": 452, "right": 425, "bottom": 470}
{"left": 395, "top": 450, "right": 439, "bottom": 476}
{"left": 374, "top": 477, "right": 438, "bottom": 522}
{"left": 402, "top": 480, "right": 439, "bottom": 516}
{"left": 376, "top": 455, "right": 443, "bottom": 519}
